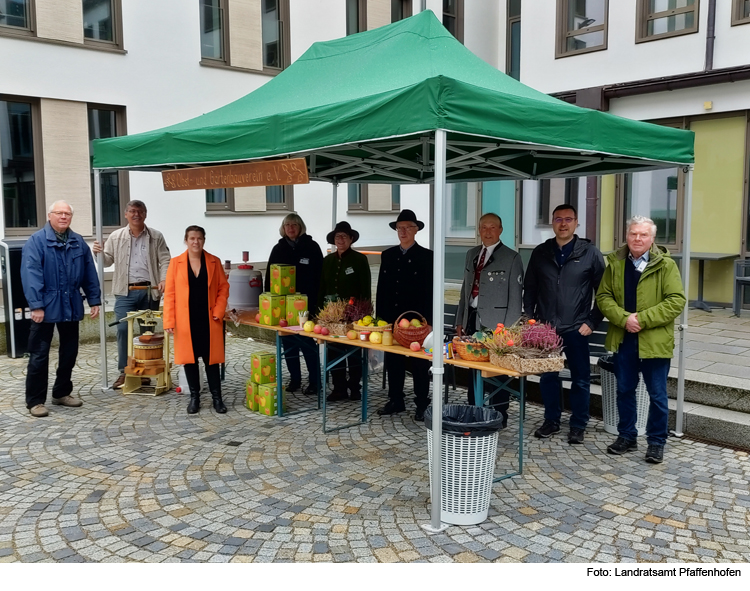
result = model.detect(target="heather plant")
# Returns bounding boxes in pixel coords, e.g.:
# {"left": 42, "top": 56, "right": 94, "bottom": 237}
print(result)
{"left": 487, "top": 319, "right": 563, "bottom": 359}
{"left": 343, "top": 298, "right": 374, "bottom": 323}
{"left": 521, "top": 321, "right": 563, "bottom": 352}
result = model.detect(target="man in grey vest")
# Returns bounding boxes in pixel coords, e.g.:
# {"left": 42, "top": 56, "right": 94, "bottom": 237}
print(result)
{"left": 455, "top": 213, "right": 523, "bottom": 422}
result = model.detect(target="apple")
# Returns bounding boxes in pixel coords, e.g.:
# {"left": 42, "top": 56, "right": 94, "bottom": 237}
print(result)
{"left": 369, "top": 332, "right": 382, "bottom": 344}
{"left": 273, "top": 284, "right": 280, "bottom": 293}
{"left": 253, "top": 372, "right": 260, "bottom": 382}
{"left": 303, "top": 321, "right": 315, "bottom": 332}
{"left": 272, "top": 269, "right": 280, "bottom": 278}
{"left": 262, "top": 300, "right": 270, "bottom": 310}
{"left": 346, "top": 330, "right": 357, "bottom": 340}
{"left": 411, "top": 319, "right": 422, "bottom": 328}
{"left": 294, "top": 300, "right": 306, "bottom": 311}
{"left": 320, "top": 327, "right": 329, "bottom": 336}
{"left": 253, "top": 358, "right": 260, "bottom": 368}
{"left": 263, "top": 314, "right": 271, "bottom": 324}
{"left": 313, "top": 324, "right": 323, "bottom": 334}
{"left": 279, "top": 319, "right": 288, "bottom": 327}
{"left": 255, "top": 313, "right": 260, "bottom": 323}
{"left": 289, "top": 268, "right": 295, "bottom": 275}
{"left": 272, "top": 307, "right": 281, "bottom": 318}
{"left": 289, "top": 287, "right": 295, "bottom": 294}
{"left": 262, "top": 366, "right": 271, "bottom": 376}
{"left": 399, "top": 318, "right": 411, "bottom": 329}
{"left": 282, "top": 277, "right": 291, "bottom": 287}
{"left": 410, "top": 342, "right": 421, "bottom": 352}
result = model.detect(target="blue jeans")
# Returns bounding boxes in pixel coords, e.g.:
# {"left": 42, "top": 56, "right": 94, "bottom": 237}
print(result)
{"left": 539, "top": 329, "right": 591, "bottom": 430}
{"left": 613, "top": 335, "right": 671, "bottom": 446}
{"left": 114, "top": 290, "right": 160, "bottom": 371}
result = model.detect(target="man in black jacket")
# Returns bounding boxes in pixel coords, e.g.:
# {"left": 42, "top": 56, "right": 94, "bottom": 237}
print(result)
{"left": 376, "top": 210, "right": 433, "bottom": 421}
{"left": 523, "top": 204, "right": 605, "bottom": 444}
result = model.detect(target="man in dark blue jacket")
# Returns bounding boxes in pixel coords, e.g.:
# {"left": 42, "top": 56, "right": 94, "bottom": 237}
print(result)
{"left": 21, "top": 200, "right": 101, "bottom": 418}
{"left": 523, "top": 204, "right": 604, "bottom": 444}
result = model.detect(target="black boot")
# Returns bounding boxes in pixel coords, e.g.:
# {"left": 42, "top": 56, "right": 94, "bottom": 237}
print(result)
{"left": 206, "top": 363, "right": 226, "bottom": 413}
{"left": 187, "top": 393, "right": 200, "bottom": 414}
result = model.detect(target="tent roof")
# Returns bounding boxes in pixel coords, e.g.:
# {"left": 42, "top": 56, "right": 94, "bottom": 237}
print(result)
{"left": 93, "top": 10, "right": 694, "bottom": 182}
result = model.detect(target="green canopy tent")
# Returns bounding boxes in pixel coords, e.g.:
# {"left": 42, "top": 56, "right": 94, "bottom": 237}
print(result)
{"left": 93, "top": 10, "right": 695, "bottom": 531}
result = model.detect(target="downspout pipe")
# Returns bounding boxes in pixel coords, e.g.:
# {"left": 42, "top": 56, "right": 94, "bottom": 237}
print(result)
{"left": 705, "top": 0, "right": 716, "bottom": 71}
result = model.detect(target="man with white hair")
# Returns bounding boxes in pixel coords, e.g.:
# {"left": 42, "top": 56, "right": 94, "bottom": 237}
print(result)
{"left": 596, "top": 215, "right": 685, "bottom": 463}
{"left": 20, "top": 201, "right": 101, "bottom": 418}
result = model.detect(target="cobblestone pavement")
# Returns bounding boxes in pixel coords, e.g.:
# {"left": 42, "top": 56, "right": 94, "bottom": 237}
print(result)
{"left": 0, "top": 336, "right": 748, "bottom": 564}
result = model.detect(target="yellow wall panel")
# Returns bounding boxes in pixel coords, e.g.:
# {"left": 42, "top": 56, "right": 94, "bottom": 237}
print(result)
{"left": 36, "top": 0, "right": 83, "bottom": 44}
{"left": 599, "top": 175, "right": 616, "bottom": 253}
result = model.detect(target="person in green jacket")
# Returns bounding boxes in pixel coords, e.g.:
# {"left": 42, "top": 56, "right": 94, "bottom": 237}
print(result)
{"left": 318, "top": 221, "right": 371, "bottom": 402}
{"left": 596, "top": 216, "right": 686, "bottom": 464}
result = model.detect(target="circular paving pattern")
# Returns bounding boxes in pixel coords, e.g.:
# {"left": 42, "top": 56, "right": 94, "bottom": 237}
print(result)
{"left": 0, "top": 337, "right": 748, "bottom": 563}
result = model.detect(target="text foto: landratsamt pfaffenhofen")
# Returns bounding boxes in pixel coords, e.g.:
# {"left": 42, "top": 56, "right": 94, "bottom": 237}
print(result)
{"left": 587, "top": 567, "right": 742, "bottom": 577}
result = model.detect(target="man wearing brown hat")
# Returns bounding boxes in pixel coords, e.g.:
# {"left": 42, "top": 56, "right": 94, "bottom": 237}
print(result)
{"left": 376, "top": 210, "right": 433, "bottom": 421}
{"left": 318, "top": 221, "right": 371, "bottom": 401}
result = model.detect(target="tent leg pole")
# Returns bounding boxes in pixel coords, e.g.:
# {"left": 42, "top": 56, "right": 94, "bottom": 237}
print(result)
{"left": 673, "top": 165, "right": 693, "bottom": 438}
{"left": 94, "top": 169, "right": 109, "bottom": 391}
{"left": 332, "top": 181, "right": 338, "bottom": 231}
{"left": 422, "top": 129, "right": 447, "bottom": 534}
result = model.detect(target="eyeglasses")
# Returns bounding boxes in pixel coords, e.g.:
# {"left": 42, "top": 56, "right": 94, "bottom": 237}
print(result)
{"left": 396, "top": 225, "right": 418, "bottom": 232}
{"left": 50, "top": 211, "right": 72, "bottom": 217}
{"left": 552, "top": 217, "right": 576, "bottom": 224}
{"left": 334, "top": 233, "right": 350, "bottom": 240}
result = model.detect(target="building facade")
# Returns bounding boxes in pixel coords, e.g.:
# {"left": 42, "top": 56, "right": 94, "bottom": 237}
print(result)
{"left": 3, "top": 1, "right": 749, "bottom": 305}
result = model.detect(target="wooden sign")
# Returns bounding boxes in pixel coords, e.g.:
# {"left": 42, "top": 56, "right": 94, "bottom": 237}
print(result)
{"left": 161, "top": 158, "right": 309, "bottom": 191}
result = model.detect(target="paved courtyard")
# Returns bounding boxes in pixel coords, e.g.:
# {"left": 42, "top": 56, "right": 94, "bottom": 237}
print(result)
{"left": 0, "top": 336, "right": 748, "bottom": 564}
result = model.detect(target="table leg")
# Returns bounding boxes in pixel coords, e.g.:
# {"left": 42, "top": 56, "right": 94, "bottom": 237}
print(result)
{"left": 693, "top": 259, "right": 712, "bottom": 312}
{"left": 361, "top": 348, "right": 368, "bottom": 423}
{"left": 276, "top": 333, "right": 283, "bottom": 417}
{"left": 473, "top": 370, "right": 484, "bottom": 406}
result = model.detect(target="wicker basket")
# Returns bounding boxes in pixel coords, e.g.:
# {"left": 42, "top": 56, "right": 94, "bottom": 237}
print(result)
{"left": 393, "top": 311, "right": 431, "bottom": 349}
{"left": 319, "top": 321, "right": 349, "bottom": 336}
{"left": 452, "top": 337, "right": 490, "bottom": 362}
{"left": 350, "top": 322, "right": 392, "bottom": 333}
{"left": 489, "top": 352, "right": 564, "bottom": 374}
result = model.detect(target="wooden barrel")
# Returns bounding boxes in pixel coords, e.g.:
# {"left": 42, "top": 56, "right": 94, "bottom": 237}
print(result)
{"left": 133, "top": 337, "right": 163, "bottom": 361}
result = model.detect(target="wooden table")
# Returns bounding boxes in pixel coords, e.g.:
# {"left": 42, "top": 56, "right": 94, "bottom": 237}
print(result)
{"left": 228, "top": 309, "right": 532, "bottom": 481}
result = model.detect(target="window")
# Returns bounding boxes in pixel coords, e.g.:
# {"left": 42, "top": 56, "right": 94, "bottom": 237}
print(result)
{"left": 618, "top": 169, "right": 682, "bottom": 248}
{"left": 200, "top": 0, "right": 226, "bottom": 61}
{"left": 348, "top": 183, "right": 366, "bottom": 210}
{"left": 506, "top": 0, "right": 521, "bottom": 80}
{"left": 1, "top": 97, "right": 41, "bottom": 231}
{"left": 83, "top": 0, "right": 122, "bottom": 48}
{"left": 732, "top": 0, "right": 750, "bottom": 26}
{"left": 520, "top": 178, "right": 590, "bottom": 245}
{"left": 443, "top": 0, "right": 464, "bottom": 43}
{"left": 205, "top": 185, "right": 293, "bottom": 212}
{"left": 391, "top": 0, "right": 412, "bottom": 22}
{"left": 0, "top": 0, "right": 32, "bottom": 33}
{"left": 346, "top": 0, "right": 366, "bottom": 35}
{"left": 636, "top": 0, "right": 698, "bottom": 43}
{"left": 88, "top": 105, "right": 128, "bottom": 231}
{"left": 557, "top": 0, "right": 608, "bottom": 57}
{"left": 262, "top": 0, "right": 290, "bottom": 70}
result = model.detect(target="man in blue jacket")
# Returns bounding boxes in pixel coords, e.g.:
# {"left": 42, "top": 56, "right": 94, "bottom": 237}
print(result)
{"left": 20, "top": 200, "right": 101, "bottom": 418}
{"left": 523, "top": 204, "right": 605, "bottom": 444}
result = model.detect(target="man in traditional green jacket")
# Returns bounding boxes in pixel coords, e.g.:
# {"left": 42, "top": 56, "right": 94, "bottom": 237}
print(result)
{"left": 596, "top": 216, "right": 686, "bottom": 464}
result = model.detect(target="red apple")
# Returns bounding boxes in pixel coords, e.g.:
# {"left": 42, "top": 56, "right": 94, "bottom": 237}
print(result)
{"left": 272, "top": 269, "right": 280, "bottom": 278}
{"left": 289, "top": 287, "right": 296, "bottom": 294}
{"left": 262, "top": 300, "right": 270, "bottom": 310}
{"left": 253, "top": 358, "right": 260, "bottom": 368}
{"left": 279, "top": 319, "right": 288, "bottom": 327}
{"left": 313, "top": 324, "right": 322, "bottom": 334}
{"left": 289, "top": 268, "right": 295, "bottom": 275}
{"left": 399, "top": 318, "right": 411, "bottom": 329}
{"left": 410, "top": 342, "right": 421, "bottom": 352}
{"left": 320, "top": 327, "right": 329, "bottom": 336}
{"left": 293, "top": 300, "right": 306, "bottom": 311}
{"left": 346, "top": 330, "right": 357, "bottom": 340}
{"left": 254, "top": 313, "right": 260, "bottom": 323}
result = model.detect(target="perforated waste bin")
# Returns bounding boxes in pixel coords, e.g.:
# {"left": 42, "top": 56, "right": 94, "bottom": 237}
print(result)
{"left": 425, "top": 404, "right": 504, "bottom": 525}
{"left": 598, "top": 355, "right": 649, "bottom": 436}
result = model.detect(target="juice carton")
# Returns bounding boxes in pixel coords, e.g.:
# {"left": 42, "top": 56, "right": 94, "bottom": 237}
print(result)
{"left": 269, "top": 264, "right": 296, "bottom": 295}
{"left": 285, "top": 294, "right": 308, "bottom": 324}
{"left": 245, "top": 379, "right": 259, "bottom": 411}
{"left": 258, "top": 292, "right": 286, "bottom": 326}
{"left": 250, "top": 351, "right": 276, "bottom": 384}
{"left": 257, "top": 383, "right": 279, "bottom": 416}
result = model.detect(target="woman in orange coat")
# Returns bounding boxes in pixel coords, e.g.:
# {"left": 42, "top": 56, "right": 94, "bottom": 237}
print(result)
{"left": 164, "top": 225, "right": 229, "bottom": 414}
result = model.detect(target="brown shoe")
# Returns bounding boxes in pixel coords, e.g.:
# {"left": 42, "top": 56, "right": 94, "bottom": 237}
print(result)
{"left": 113, "top": 373, "right": 126, "bottom": 389}
{"left": 29, "top": 404, "right": 49, "bottom": 418}
{"left": 52, "top": 395, "right": 82, "bottom": 408}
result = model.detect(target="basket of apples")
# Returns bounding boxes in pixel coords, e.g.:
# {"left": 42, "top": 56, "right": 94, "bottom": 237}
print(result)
{"left": 393, "top": 311, "right": 431, "bottom": 349}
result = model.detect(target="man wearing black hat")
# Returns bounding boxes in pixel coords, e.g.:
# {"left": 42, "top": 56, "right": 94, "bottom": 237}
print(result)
{"left": 376, "top": 210, "right": 433, "bottom": 421}
{"left": 318, "top": 221, "right": 371, "bottom": 401}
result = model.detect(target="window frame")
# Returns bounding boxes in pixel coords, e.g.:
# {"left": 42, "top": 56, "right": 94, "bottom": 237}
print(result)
{"left": 261, "top": 0, "right": 291, "bottom": 74}
{"left": 1, "top": 94, "right": 45, "bottom": 235}
{"left": 443, "top": 0, "right": 464, "bottom": 44}
{"left": 205, "top": 185, "right": 294, "bottom": 213}
{"left": 88, "top": 102, "right": 129, "bottom": 234}
{"left": 82, "top": 0, "right": 124, "bottom": 51}
{"left": 739, "top": 113, "right": 750, "bottom": 257}
{"left": 200, "top": 0, "right": 229, "bottom": 65}
{"left": 635, "top": 0, "right": 699, "bottom": 44}
{"left": 556, "top": 0, "right": 609, "bottom": 58}
{"left": 347, "top": 183, "right": 367, "bottom": 212}
{"left": 206, "top": 187, "right": 234, "bottom": 212}
{"left": 346, "top": 0, "right": 367, "bottom": 35}
{"left": 732, "top": 0, "right": 750, "bottom": 26}
{"left": 0, "top": 0, "right": 35, "bottom": 38}
{"left": 391, "top": 0, "right": 412, "bottom": 22}
{"left": 506, "top": 0, "right": 521, "bottom": 79}
{"left": 444, "top": 182, "right": 482, "bottom": 248}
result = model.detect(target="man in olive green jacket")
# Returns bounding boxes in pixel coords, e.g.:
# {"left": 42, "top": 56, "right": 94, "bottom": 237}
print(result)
{"left": 596, "top": 216, "right": 686, "bottom": 464}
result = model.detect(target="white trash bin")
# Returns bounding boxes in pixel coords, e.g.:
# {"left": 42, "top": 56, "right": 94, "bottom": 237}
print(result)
{"left": 425, "top": 404, "right": 504, "bottom": 526}
{"left": 598, "top": 355, "right": 650, "bottom": 436}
